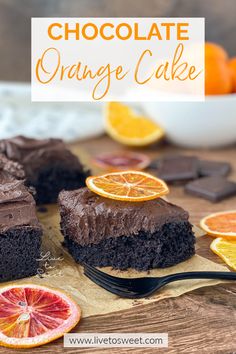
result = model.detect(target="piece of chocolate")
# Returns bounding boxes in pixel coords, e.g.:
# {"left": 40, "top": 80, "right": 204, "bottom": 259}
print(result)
{"left": 155, "top": 155, "right": 199, "bottom": 183}
{"left": 148, "top": 157, "right": 162, "bottom": 170}
{"left": 198, "top": 160, "right": 231, "bottom": 177}
{"left": 185, "top": 176, "right": 236, "bottom": 202}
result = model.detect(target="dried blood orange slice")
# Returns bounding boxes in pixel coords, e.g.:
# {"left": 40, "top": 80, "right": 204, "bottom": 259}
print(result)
{"left": 200, "top": 210, "right": 236, "bottom": 239}
{"left": 93, "top": 152, "right": 150, "bottom": 171}
{"left": 210, "top": 238, "right": 236, "bottom": 270}
{"left": 0, "top": 284, "right": 81, "bottom": 349}
{"left": 86, "top": 171, "right": 169, "bottom": 202}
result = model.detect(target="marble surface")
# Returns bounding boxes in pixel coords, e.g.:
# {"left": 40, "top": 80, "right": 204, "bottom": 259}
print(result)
{"left": 0, "top": 82, "right": 104, "bottom": 141}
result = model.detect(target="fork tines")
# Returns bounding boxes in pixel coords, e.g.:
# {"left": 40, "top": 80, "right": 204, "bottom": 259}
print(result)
{"left": 83, "top": 263, "right": 141, "bottom": 298}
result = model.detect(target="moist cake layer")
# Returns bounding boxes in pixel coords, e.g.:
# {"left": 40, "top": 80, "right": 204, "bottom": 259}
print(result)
{"left": 64, "top": 222, "right": 195, "bottom": 271}
{"left": 0, "top": 227, "right": 42, "bottom": 282}
{"left": 59, "top": 188, "right": 189, "bottom": 247}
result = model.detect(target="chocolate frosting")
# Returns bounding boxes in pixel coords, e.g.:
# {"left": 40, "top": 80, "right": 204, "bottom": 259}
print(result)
{"left": 59, "top": 188, "right": 189, "bottom": 246}
{"left": 0, "top": 153, "right": 25, "bottom": 180}
{"left": 0, "top": 136, "right": 84, "bottom": 183}
{"left": 0, "top": 185, "right": 41, "bottom": 232}
{"left": 0, "top": 172, "right": 41, "bottom": 233}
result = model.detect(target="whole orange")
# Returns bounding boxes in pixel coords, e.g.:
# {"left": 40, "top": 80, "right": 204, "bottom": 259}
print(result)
{"left": 205, "top": 42, "right": 228, "bottom": 61}
{"left": 228, "top": 58, "right": 236, "bottom": 92}
{"left": 205, "top": 42, "right": 233, "bottom": 95}
{"left": 205, "top": 59, "right": 233, "bottom": 95}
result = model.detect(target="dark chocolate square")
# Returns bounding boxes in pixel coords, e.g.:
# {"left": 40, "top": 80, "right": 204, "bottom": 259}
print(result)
{"left": 156, "top": 155, "right": 199, "bottom": 183}
{"left": 185, "top": 176, "right": 236, "bottom": 202}
{"left": 199, "top": 160, "right": 231, "bottom": 177}
{"left": 148, "top": 157, "right": 161, "bottom": 170}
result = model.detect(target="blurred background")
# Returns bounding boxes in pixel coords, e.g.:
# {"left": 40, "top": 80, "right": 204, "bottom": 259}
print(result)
{"left": 1, "top": 0, "right": 236, "bottom": 82}
{"left": 0, "top": 0, "right": 236, "bottom": 147}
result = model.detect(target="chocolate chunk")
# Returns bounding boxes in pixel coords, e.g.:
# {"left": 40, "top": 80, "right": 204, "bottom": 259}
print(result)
{"left": 156, "top": 155, "right": 199, "bottom": 183}
{"left": 148, "top": 157, "right": 161, "bottom": 170}
{"left": 199, "top": 160, "right": 231, "bottom": 177}
{"left": 185, "top": 176, "right": 236, "bottom": 202}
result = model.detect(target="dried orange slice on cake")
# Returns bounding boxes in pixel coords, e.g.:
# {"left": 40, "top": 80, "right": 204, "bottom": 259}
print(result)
{"left": 105, "top": 102, "right": 164, "bottom": 146}
{"left": 86, "top": 171, "right": 169, "bottom": 202}
{"left": 210, "top": 238, "right": 236, "bottom": 270}
{"left": 0, "top": 284, "right": 81, "bottom": 349}
{"left": 200, "top": 210, "right": 236, "bottom": 239}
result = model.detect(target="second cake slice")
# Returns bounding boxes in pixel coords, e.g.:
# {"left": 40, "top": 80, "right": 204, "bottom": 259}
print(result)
{"left": 0, "top": 136, "right": 89, "bottom": 204}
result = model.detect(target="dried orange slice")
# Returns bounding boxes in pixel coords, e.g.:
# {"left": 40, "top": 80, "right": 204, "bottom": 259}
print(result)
{"left": 0, "top": 284, "right": 81, "bottom": 349}
{"left": 93, "top": 152, "right": 151, "bottom": 171}
{"left": 86, "top": 171, "right": 169, "bottom": 202}
{"left": 200, "top": 210, "right": 236, "bottom": 239}
{"left": 105, "top": 102, "right": 164, "bottom": 146}
{"left": 210, "top": 238, "right": 236, "bottom": 270}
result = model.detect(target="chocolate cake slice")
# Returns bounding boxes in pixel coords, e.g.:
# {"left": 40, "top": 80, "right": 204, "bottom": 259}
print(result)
{"left": 0, "top": 136, "right": 89, "bottom": 204}
{"left": 0, "top": 158, "right": 42, "bottom": 282}
{"left": 59, "top": 188, "right": 195, "bottom": 271}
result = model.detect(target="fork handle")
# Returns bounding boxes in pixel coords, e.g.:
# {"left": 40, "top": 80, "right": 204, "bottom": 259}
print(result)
{"left": 160, "top": 271, "right": 236, "bottom": 285}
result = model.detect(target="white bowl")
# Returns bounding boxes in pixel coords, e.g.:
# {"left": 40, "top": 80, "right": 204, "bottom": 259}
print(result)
{"left": 142, "top": 95, "right": 236, "bottom": 148}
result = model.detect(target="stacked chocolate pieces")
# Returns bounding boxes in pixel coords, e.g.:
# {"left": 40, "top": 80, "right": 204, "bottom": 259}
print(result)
{"left": 0, "top": 136, "right": 89, "bottom": 204}
{"left": 149, "top": 155, "right": 236, "bottom": 202}
{"left": 0, "top": 154, "right": 42, "bottom": 282}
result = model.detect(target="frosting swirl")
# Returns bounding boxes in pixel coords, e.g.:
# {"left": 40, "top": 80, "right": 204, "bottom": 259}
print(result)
{"left": 59, "top": 187, "right": 189, "bottom": 246}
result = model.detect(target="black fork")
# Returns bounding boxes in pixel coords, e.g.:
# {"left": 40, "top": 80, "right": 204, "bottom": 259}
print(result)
{"left": 83, "top": 263, "right": 236, "bottom": 299}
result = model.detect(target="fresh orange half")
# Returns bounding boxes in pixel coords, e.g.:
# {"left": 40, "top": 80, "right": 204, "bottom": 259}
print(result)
{"left": 86, "top": 171, "right": 169, "bottom": 202}
{"left": 105, "top": 102, "right": 164, "bottom": 146}
{"left": 200, "top": 210, "right": 236, "bottom": 239}
{"left": 210, "top": 238, "right": 236, "bottom": 270}
{"left": 0, "top": 284, "right": 81, "bottom": 349}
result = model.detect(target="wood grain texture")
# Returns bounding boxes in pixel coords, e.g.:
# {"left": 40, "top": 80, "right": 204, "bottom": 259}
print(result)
{"left": 1, "top": 136, "right": 235, "bottom": 354}
{"left": 0, "top": 0, "right": 236, "bottom": 81}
